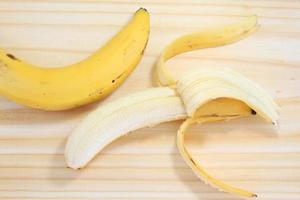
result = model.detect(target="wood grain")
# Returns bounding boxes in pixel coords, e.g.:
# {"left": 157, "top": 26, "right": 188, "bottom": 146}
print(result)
{"left": 0, "top": 0, "right": 299, "bottom": 199}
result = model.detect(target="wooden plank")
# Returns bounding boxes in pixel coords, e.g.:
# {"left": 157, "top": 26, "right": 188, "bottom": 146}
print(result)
{"left": 0, "top": 0, "right": 299, "bottom": 199}
{"left": 0, "top": 129, "right": 300, "bottom": 154}
{"left": 1, "top": 180, "right": 300, "bottom": 193}
{"left": 1, "top": 153, "right": 300, "bottom": 168}
{"left": 1, "top": 167, "right": 300, "bottom": 181}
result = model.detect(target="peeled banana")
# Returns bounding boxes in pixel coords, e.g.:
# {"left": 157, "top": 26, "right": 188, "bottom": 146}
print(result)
{"left": 65, "top": 87, "right": 187, "bottom": 169}
{"left": 0, "top": 8, "right": 149, "bottom": 110}
{"left": 155, "top": 15, "right": 278, "bottom": 198}
{"left": 65, "top": 16, "right": 279, "bottom": 199}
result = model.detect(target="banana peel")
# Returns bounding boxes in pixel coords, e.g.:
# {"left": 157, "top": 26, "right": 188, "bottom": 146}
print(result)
{"left": 65, "top": 15, "right": 279, "bottom": 199}
{"left": 156, "top": 16, "right": 278, "bottom": 198}
{"left": 177, "top": 118, "right": 258, "bottom": 198}
{"left": 176, "top": 68, "right": 278, "bottom": 199}
{"left": 156, "top": 16, "right": 259, "bottom": 87}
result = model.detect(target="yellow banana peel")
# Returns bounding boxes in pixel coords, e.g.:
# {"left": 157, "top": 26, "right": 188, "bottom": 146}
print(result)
{"left": 156, "top": 16, "right": 259, "bottom": 87}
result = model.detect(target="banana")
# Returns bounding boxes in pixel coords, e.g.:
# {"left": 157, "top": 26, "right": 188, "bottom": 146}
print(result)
{"left": 65, "top": 16, "right": 279, "bottom": 199}
{"left": 0, "top": 8, "right": 149, "bottom": 110}
{"left": 65, "top": 87, "right": 187, "bottom": 169}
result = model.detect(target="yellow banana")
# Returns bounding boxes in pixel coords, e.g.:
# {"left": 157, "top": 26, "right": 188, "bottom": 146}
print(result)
{"left": 0, "top": 8, "right": 149, "bottom": 110}
{"left": 65, "top": 16, "right": 279, "bottom": 199}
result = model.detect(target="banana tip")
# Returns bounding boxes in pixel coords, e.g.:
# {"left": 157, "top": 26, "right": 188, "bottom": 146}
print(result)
{"left": 137, "top": 7, "right": 148, "bottom": 13}
{"left": 65, "top": 156, "right": 81, "bottom": 170}
{"left": 66, "top": 163, "right": 81, "bottom": 170}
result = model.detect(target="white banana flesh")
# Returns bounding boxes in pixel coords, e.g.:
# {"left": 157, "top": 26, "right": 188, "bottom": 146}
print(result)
{"left": 177, "top": 67, "right": 279, "bottom": 123}
{"left": 65, "top": 87, "right": 187, "bottom": 169}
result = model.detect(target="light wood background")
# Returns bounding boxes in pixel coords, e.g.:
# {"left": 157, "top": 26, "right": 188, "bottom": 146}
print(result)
{"left": 0, "top": 0, "right": 300, "bottom": 199}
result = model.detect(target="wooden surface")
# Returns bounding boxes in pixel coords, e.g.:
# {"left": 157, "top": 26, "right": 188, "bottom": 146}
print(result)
{"left": 0, "top": 0, "right": 300, "bottom": 199}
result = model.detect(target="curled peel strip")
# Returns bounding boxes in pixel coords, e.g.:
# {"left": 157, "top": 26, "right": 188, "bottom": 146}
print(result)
{"left": 177, "top": 118, "right": 258, "bottom": 198}
{"left": 65, "top": 16, "right": 279, "bottom": 199}
{"left": 155, "top": 15, "right": 259, "bottom": 87}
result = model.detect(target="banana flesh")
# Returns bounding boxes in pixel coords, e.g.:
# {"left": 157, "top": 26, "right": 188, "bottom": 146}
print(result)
{"left": 0, "top": 8, "right": 149, "bottom": 110}
{"left": 65, "top": 16, "right": 279, "bottom": 199}
{"left": 177, "top": 68, "right": 279, "bottom": 123}
{"left": 65, "top": 87, "right": 187, "bottom": 169}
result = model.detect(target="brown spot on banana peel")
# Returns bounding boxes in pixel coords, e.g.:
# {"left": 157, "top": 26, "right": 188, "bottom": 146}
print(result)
{"left": 88, "top": 88, "right": 104, "bottom": 97}
{"left": 6, "top": 53, "right": 20, "bottom": 61}
{"left": 112, "top": 71, "right": 127, "bottom": 83}
{"left": 190, "top": 158, "right": 196, "bottom": 165}
{"left": 116, "top": 72, "right": 125, "bottom": 79}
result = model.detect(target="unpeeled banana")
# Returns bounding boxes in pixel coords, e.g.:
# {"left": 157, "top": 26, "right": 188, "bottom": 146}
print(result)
{"left": 0, "top": 8, "right": 149, "bottom": 110}
{"left": 65, "top": 16, "right": 279, "bottom": 199}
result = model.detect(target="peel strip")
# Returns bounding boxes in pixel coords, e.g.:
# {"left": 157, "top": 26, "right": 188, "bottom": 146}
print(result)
{"left": 156, "top": 16, "right": 259, "bottom": 87}
{"left": 177, "top": 118, "right": 258, "bottom": 198}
